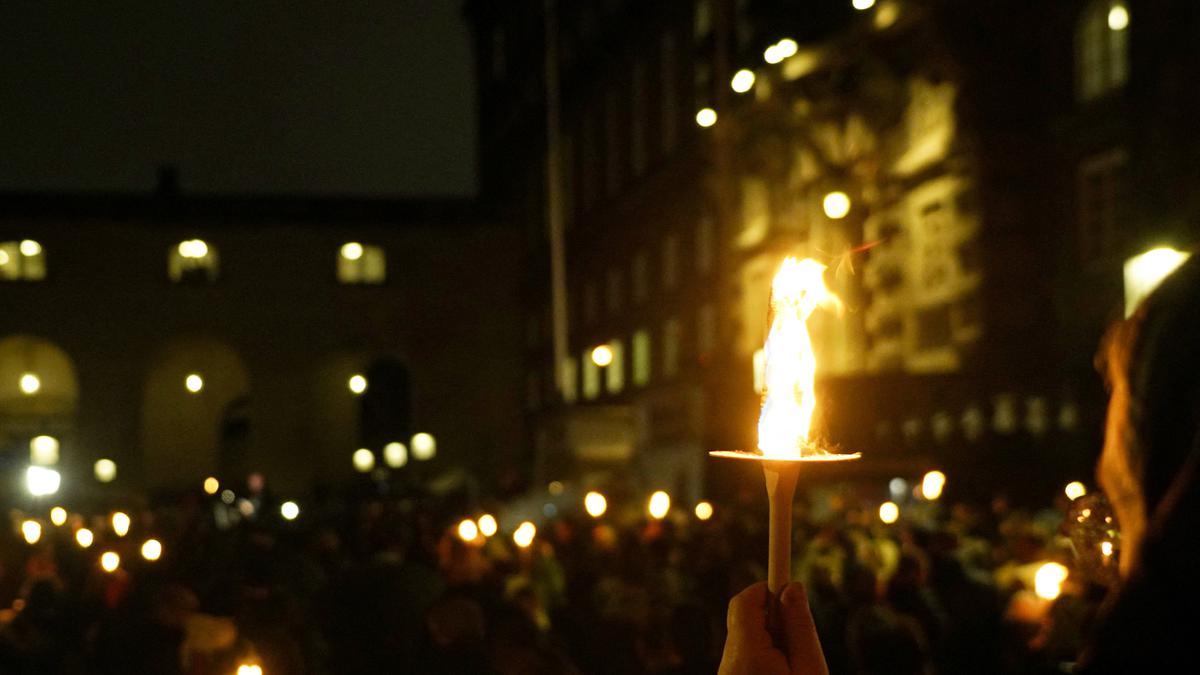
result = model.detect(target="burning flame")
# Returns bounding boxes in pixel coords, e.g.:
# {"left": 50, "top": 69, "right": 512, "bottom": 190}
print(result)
{"left": 757, "top": 258, "right": 842, "bottom": 459}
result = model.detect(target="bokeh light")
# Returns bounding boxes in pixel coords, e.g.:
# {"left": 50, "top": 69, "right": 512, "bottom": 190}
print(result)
{"left": 647, "top": 491, "right": 670, "bottom": 520}
{"left": 584, "top": 491, "right": 607, "bottom": 518}
{"left": 879, "top": 501, "right": 900, "bottom": 524}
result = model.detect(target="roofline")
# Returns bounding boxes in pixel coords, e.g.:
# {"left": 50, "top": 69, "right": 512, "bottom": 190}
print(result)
{"left": 0, "top": 190, "right": 493, "bottom": 225}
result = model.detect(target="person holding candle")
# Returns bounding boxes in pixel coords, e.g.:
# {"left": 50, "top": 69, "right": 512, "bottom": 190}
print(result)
{"left": 720, "top": 256, "right": 1200, "bottom": 674}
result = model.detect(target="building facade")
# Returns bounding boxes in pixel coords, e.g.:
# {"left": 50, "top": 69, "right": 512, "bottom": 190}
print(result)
{"left": 0, "top": 193, "right": 525, "bottom": 497}
{"left": 472, "top": 0, "right": 1195, "bottom": 506}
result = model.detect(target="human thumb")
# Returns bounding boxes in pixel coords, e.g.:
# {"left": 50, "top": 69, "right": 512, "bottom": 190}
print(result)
{"left": 780, "top": 582, "right": 829, "bottom": 675}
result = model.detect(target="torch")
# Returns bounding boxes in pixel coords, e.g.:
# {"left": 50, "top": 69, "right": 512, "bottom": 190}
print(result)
{"left": 711, "top": 257, "right": 860, "bottom": 642}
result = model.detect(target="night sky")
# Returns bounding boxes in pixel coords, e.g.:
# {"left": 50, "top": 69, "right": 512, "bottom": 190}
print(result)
{"left": 0, "top": 1, "right": 476, "bottom": 196}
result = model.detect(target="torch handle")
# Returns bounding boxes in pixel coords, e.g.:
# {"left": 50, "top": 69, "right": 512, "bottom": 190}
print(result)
{"left": 763, "top": 461, "right": 800, "bottom": 649}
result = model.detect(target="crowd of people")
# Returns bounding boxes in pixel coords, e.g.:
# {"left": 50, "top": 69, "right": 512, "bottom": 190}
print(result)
{"left": 0, "top": 475, "right": 1108, "bottom": 675}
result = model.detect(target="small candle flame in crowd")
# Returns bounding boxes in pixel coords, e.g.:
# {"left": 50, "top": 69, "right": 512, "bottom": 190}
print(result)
{"left": 584, "top": 491, "right": 607, "bottom": 518}
{"left": 921, "top": 470, "right": 946, "bottom": 500}
{"left": 513, "top": 521, "right": 536, "bottom": 548}
{"left": 647, "top": 491, "right": 671, "bottom": 520}
{"left": 100, "top": 551, "right": 120, "bottom": 573}
{"left": 477, "top": 514, "right": 498, "bottom": 537}
{"left": 111, "top": 512, "right": 131, "bottom": 537}
{"left": 757, "top": 258, "right": 843, "bottom": 459}
{"left": 1035, "top": 562, "right": 1069, "bottom": 600}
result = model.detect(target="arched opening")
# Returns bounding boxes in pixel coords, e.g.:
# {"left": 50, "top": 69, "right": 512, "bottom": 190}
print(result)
{"left": 0, "top": 335, "right": 79, "bottom": 460}
{"left": 141, "top": 339, "right": 249, "bottom": 488}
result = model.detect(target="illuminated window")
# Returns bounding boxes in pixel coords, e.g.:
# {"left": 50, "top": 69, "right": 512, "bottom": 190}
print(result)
{"left": 605, "top": 339, "right": 625, "bottom": 394}
{"left": 338, "top": 242, "right": 386, "bottom": 285}
{"left": 582, "top": 349, "right": 601, "bottom": 400}
{"left": 169, "top": 239, "right": 218, "bottom": 283}
{"left": 1076, "top": 1, "right": 1128, "bottom": 102}
{"left": 561, "top": 357, "right": 579, "bottom": 403}
{"left": 662, "top": 234, "right": 680, "bottom": 289}
{"left": 694, "top": 0, "right": 713, "bottom": 41}
{"left": 1078, "top": 149, "right": 1125, "bottom": 260}
{"left": 0, "top": 240, "right": 46, "bottom": 281}
{"left": 633, "top": 329, "right": 652, "bottom": 386}
{"left": 663, "top": 317, "right": 681, "bottom": 378}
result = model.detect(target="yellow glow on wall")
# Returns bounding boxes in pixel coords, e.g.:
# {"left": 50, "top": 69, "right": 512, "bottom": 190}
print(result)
{"left": 584, "top": 491, "right": 607, "bottom": 518}
{"left": 141, "top": 539, "right": 163, "bottom": 561}
{"left": 879, "top": 501, "right": 900, "bottom": 524}
{"left": 1034, "top": 562, "right": 1068, "bottom": 600}
{"left": 19, "top": 372, "right": 41, "bottom": 395}
{"left": 383, "top": 442, "right": 408, "bottom": 468}
{"left": 694, "top": 501, "right": 714, "bottom": 521}
{"left": 695, "top": 108, "right": 718, "bottom": 128}
{"left": 348, "top": 374, "right": 368, "bottom": 395}
{"left": 352, "top": 448, "right": 375, "bottom": 473}
{"left": 50, "top": 507, "right": 68, "bottom": 526}
{"left": 647, "top": 491, "right": 670, "bottom": 520}
{"left": 185, "top": 373, "right": 204, "bottom": 393}
{"left": 75, "top": 528, "right": 94, "bottom": 548}
{"left": 411, "top": 433, "right": 436, "bottom": 461}
{"left": 1123, "top": 247, "right": 1190, "bottom": 317}
{"left": 822, "top": 191, "right": 852, "bottom": 219}
{"left": 477, "top": 514, "right": 498, "bottom": 537}
{"left": 21, "top": 520, "right": 42, "bottom": 544}
{"left": 513, "top": 521, "right": 537, "bottom": 548}
{"left": 94, "top": 459, "right": 117, "bottom": 483}
{"left": 100, "top": 551, "right": 120, "bottom": 573}
{"left": 341, "top": 242, "right": 364, "bottom": 260}
{"left": 731, "top": 69, "right": 756, "bottom": 93}
{"left": 111, "top": 512, "right": 131, "bottom": 537}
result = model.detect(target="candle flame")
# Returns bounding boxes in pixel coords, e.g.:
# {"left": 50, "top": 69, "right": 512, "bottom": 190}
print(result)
{"left": 757, "top": 257, "right": 842, "bottom": 459}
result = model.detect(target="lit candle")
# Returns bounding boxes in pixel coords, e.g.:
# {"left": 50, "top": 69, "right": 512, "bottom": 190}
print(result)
{"left": 710, "top": 257, "right": 860, "bottom": 640}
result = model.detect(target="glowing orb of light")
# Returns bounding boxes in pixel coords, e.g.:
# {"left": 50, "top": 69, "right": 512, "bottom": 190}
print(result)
{"left": 457, "top": 518, "right": 479, "bottom": 543}
{"left": 921, "top": 470, "right": 947, "bottom": 501}
{"left": 1034, "top": 562, "right": 1069, "bottom": 600}
{"left": 141, "top": 538, "right": 163, "bottom": 561}
{"left": 513, "top": 521, "right": 537, "bottom": 548}
{"left": 647, "top": 491, "right": 671, "bottom": 520}
{"left": 879, "top": 501, "right": 900, "bottom": 524}
{"left": 477, "top": 514, "right": 498, "bottom": 537}
{"left": 822, "top": 191, "right": 852, "bottom": 219}
{"left": 1064, "top": 481, "right": 1087, "bottom": 501}
{"left": 280, "top": 501, "right": 300, "bottom": 521}
{"left": 731, "top": 69, "right": 756, "bottom": 93}
{"left": 694, "top": 500, "right": 714, "bottom": 521}
{"left": 21, "top": 520, "right": 42, "bottom": 545}
{"left": 584, "top": 491, "right": 607, "bottom": 518}
{"left": 111, "top": 512, "right": 131, "bottom": 537}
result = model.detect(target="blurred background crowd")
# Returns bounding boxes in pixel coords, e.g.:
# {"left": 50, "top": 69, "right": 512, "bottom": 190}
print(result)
{"left": 0, "top": 472, "right": 1113, "bottom": 675}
